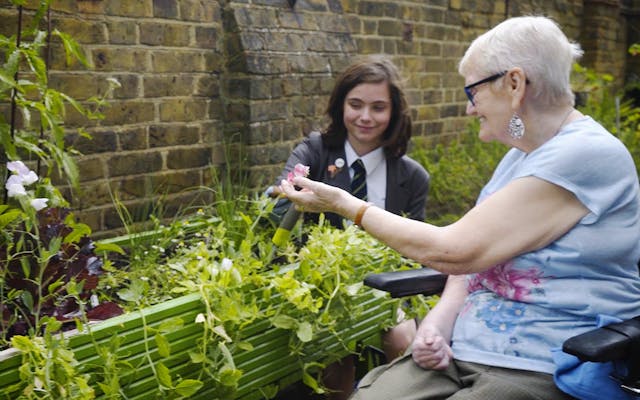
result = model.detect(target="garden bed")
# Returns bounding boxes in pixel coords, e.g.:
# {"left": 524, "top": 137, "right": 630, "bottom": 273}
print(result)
{"left": 0, "top": 284, "right": 393, "bottom": 399}
{"left": 0, "top": 214, "right": 413, "bottom": 399}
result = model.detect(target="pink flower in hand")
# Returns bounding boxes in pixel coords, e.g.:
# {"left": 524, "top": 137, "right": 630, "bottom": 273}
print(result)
{"left": 287, "top": 163, "right": 310, "bottom": 184}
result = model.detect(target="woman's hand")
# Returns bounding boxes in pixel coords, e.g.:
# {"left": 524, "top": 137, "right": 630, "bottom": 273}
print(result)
{"left": 411, "top": 323, "right": 454, "bottom": 370}
{"left": 279, "top": 176, "right": 359, "bottom": 217}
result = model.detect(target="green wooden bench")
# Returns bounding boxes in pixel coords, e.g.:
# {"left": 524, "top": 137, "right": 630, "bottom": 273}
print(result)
{"left": 0, "top": 288, "right": 393, "bottom": 399}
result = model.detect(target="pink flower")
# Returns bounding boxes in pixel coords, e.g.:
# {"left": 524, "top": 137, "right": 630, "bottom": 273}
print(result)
{"left": 287, "top": 163, "right": 310, "bottom": 184}
{"left": 467, "top": 261, "right": 546, "bottom": 301}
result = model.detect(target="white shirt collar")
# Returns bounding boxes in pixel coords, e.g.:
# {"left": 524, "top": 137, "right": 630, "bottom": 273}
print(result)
{"left": 344, "top": 141, "right": 385, "bottom": 176}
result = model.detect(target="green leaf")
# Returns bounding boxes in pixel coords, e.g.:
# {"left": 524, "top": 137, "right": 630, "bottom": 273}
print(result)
{"left": 236, "top": 341, "right": 254, "bottom": 351}
{"left": 21, "top": 290, "right": 33, "bottom": 311}
{"left": 53, "top": 29, "right": 90, "bottom": 67}
{"left": 10, "top": 335, "right": 33, "bottom": 351}
{"left": 117, "top": 280, "right": 146, "bottom": 303}
{"left": 296, "top": 321, "right": 313, "bottom": 342}
{"left": 218, "top": 364, "right": 242, "bottom": 387}
{"left": 0, "top": 207, "right": 22, "bottom": 229}
{"left": 0, "top": 124, "right": 17, "bottom": 159}
{"left": 60, "top": 151, "right": 81, "bottom": 188}
{"left": 301, "top": 369, "right": 323, "bottom": 394}
{"left": 24, "top": 46, "right": 47, "bottom": 85}
{"left": 270, "top": 314, "right": 298, "bottom": 330}
{"left": 188, "top": 351, "right": 206, "bottom": 364}
{"left": 0, "top": 69, "right": 17, "bottom": 88}
{"left": 155, "top": 333, "right": 171, "bottom": 358}
{"left": 174, "top": 379, "right": 204, "bottom": 397}
{"left": 156, "top": 362, "right": 173, "bottom": 388}
{"left": 63, "top": 222, "right": 91, "bottom": 244}
{"left": 97, "top": 382, "right": 112, "bottom": 395}
{"left": 59, "top": 92, "right": 88, "bottom": 115}
{"left": 158, "top": 317, "right": 184, "bottom": 333}
{"left": 47, "top": 279, "right": 65, "bottom": 295}
{"left": 43, "top": 316, "right": 62, "bottom": 333}
{"left": 94, "top": 241, "right": 126, "bottom": 255}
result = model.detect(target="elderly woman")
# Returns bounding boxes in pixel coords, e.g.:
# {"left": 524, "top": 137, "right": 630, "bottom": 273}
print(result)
{"left": 280, "top": 16, "right": 640, "bottom": 400}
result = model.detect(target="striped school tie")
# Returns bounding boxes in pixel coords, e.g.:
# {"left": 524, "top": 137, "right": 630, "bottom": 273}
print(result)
{"left": 351, "top": 159, "right": 368, "bottom": 200}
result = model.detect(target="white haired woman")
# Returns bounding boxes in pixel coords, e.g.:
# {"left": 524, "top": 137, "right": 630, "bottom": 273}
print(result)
{"left": 280, "top": 16, "right": 640, "bottom": 400}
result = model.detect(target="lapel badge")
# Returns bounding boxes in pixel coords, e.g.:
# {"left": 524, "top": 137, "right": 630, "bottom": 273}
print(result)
{"left": 328, "top": 157, "right": 345, "bottom": 178}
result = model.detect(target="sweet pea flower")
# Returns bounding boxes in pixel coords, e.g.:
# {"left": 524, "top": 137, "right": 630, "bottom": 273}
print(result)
{"left": 7, "top": 161, "right": 29, "bottom": 175}
{"left": 30, "top": 198, "right": 49, "bottom": 211}
{"left": 6, "top": 181, "right": 26, "bottom": 197}
{"left": 19, "top": 170, "right": 38, "bottom": 186}
{"left": 287, "top": 163, "right": 310, "bottom": 184}
{"left": 6, "top": 161, "right": 38, "bottom": 187}
{"left": 5, "top": 161, "right": 43, "bottom": 200}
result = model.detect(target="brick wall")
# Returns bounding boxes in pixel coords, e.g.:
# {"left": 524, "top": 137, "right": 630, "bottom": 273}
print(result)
{"left": 0, "top": 0, "right": 637, "bottom": 237}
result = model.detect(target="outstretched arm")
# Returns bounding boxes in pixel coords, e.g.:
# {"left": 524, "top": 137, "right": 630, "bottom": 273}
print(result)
{"left": 280, "top": 175, "right": 588, "bottom": 275}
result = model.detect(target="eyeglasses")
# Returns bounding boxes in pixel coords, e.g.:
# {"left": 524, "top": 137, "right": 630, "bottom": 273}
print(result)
{"left": 464, "top": 71, "right": 507, "bottom": 105}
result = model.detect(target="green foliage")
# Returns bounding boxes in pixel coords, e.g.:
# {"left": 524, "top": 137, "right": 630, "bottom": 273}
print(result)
{"left": 97, "top": 196, "right": 427, "bottom": 397}
{"left": 1, "top": 3, "right": 123, "bottom": 399}
{"left": 410, "top": 127, "right": 507, "bottom": 225}
{"left": 8, "top": 317, "right": 94, "bottom": 400}
{"left": 572, "top": 64, "right": 640, "bottom": 176}
{"left": 0, "top": 0, "right": 118, "bottom": 191}
{"left": 0, "top": 0, "right": 124, "bottom": 355}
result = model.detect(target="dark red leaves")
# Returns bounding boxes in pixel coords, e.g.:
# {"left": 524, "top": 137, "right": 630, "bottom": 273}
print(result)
{"left": 1, "top": 207, "right": 122, "bottom": 344}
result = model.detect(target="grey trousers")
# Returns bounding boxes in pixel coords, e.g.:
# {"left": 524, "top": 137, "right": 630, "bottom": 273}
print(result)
{"left": 349, "top": 353, "right": 576, "bottom": 400}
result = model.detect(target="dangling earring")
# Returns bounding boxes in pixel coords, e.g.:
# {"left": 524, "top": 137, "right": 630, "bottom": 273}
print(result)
{"left": 508, "top": 113, "right": 525, "bottom": 139}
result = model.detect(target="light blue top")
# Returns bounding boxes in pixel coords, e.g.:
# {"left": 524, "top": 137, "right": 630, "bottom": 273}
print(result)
{"left": 451, "top": 116, "right": 640, "bottom": 374}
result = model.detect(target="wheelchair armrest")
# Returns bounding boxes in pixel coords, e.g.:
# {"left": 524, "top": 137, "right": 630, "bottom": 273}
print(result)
{"left": 562, "top": 316, "right": 640, "bottom": 362}
{"left": 363, "top": 268, "right": 447, "bottom": 298}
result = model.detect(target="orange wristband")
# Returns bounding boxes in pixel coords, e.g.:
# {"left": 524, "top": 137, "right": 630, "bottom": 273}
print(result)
{"left": 354, "top": 202, "right": 372, "bottom": 227}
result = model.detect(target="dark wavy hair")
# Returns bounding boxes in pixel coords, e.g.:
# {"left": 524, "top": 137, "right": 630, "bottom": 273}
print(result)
{"left": 322, "top": 55, "right": 412, "bottom": 158}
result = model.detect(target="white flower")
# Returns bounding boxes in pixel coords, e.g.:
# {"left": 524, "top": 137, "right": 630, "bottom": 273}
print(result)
{"left": 20, "top": 170, "right": 38, "bottom": 186}
{"left": 7, "top": 161, "right": 29, "bottom": 175}
{"left": 30, "top": 198, "right": 48, "bottom": 211}
{"left": 6, "top": 161, "right": 38, "bottom": 188}
{"left": 6, "top": 174, "right": 22, "bottom": 187}
{"left": 195, "top": 313, "right": 206, "bottom": 323}
{"left": 6, "top": 182, "right": 26, "bottom": 198}
{"left": 221, "top": 258, "right": 233, "bottom": 271}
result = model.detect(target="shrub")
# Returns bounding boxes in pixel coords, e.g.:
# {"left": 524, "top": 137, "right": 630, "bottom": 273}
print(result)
{"left": 410, "top": 125, "right": 506, "bottom": 226}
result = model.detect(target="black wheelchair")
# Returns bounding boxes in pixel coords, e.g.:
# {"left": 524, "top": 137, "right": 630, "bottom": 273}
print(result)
{"left": 364, "top": 267, "right": 640, "bottom": 397}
